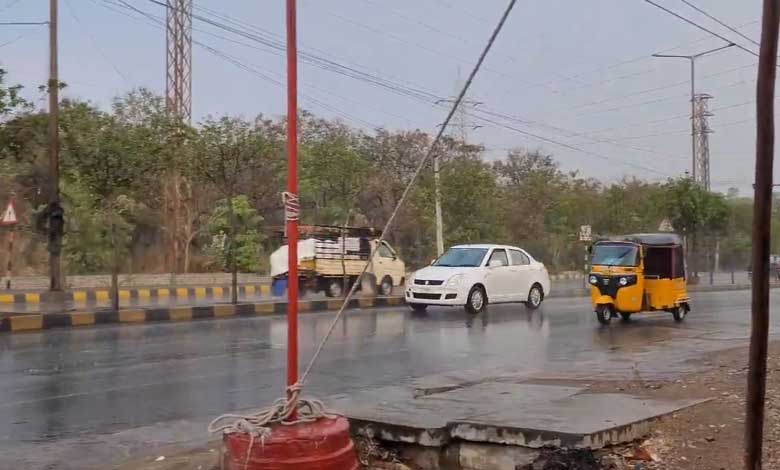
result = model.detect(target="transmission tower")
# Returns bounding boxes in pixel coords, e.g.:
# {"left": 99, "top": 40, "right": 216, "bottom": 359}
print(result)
{"left": 693, "top": 93, "right": 713, "bottom": 191}
{"left": 164, "top": 0, "right": 192, "bottom": 275}
{"left": 166, "top": 0, "right": 192, "bottom": 124}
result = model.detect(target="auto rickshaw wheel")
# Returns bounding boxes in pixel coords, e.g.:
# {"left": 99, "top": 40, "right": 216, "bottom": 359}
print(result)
{"left": 595, "top": 305, "right": 612, "bottom": 325}
{"left": 620, "top": 312, "right": 632, "bottom": 322}
{"left": 672, "top": 305, "right": 687, "bottom": 322}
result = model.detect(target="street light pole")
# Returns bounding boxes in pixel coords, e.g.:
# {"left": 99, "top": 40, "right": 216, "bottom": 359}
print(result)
{"left": 653, "top": 43, "right": 735, "bottom": 183}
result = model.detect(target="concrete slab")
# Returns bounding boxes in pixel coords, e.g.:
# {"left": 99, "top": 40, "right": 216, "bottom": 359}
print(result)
{"left": 340, "top": 382, "right": 708, "bottom": 450}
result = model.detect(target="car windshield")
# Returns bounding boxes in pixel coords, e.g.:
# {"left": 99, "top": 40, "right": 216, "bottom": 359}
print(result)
{"left": 591, "top": 244, "right": 639, "bottom": 267}
{"left": 434, "top": 248, "right": 488, "bottom": 267}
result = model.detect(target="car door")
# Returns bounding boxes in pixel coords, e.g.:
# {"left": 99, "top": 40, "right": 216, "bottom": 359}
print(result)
{"left": 381, "top": 241, "right": 405, "bottom": 285}
{"left": 509, "top": 249, "right": 533, "bottom": 301}
{"left": 373, "top": 241, "right": 398, "bottom": 285}
{"left": 485, "top": 248, "right": 512, "bottom": 302}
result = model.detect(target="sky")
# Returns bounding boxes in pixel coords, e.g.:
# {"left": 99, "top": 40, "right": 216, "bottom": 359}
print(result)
{"left": 0, "top": 0, "right": 771, "bottom": 194}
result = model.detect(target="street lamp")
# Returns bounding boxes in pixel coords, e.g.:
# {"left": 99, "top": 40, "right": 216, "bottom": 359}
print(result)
{"left": 652, "top": 43, "right": 736, "bottom": 183}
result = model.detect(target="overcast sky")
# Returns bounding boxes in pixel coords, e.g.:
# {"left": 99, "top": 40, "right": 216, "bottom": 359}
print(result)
{"left": 0, "top": 0, "right": 770, "bottom": 194}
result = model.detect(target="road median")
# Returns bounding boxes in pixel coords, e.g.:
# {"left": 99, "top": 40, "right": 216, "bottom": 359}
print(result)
{"left": 0, "top": 295, "right": 406, "bottom": 333}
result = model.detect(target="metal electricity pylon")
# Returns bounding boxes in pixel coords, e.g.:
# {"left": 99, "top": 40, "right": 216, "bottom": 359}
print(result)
{"left": 166, "top": 0, "right": 192, "bottom": 124}
{"left": 693, "top": 93, "right": 713, "bottom": 191}
{"left": 165, "top": 0, "right": 192, "bottom": 275}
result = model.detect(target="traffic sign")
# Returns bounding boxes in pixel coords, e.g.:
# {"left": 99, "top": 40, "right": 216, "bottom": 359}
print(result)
{"left": 579, "top": 225, "right": 592, "bottom": 242}
{"left": 658, "top": 218, "right": 674, "bottom": 232}
{"left": 1, "top": 201, "right": 18, "bottom": 226}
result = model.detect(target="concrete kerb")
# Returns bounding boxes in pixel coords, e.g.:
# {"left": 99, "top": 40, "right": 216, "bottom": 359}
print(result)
{"left": 0, "top": 295, "right": 406, "bottom": 333}
{"left": 0, "top": 284, "right": 274, "bottom": 305}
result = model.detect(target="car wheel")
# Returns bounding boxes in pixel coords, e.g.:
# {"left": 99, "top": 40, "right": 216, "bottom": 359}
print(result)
{"left": 379, "top": 276, "right": 393, "bottom": 296}
{"left": 525, "top": 284, "right": 544, "bottom": 310}
{"left": 620, "top": 312, "right": 632, "bottom": 322}
{"left": 465, "top": 286, "right": 487, "bottom": 314}
{"left": 409, "top": 303, "right": 427, "bottom": 312}
{"left": 595, "top": 305, "right": 612, "bottom": 325}
{"left": 325, "top": 279, "right": 343, "bottom": 298}
{"left": 672, "top": 305, "right": 687, "bottom": 322}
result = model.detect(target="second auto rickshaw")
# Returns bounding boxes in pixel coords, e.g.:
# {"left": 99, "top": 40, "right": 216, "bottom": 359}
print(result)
{"left": 588, "top": 233, "right": 690, "bottom": 325}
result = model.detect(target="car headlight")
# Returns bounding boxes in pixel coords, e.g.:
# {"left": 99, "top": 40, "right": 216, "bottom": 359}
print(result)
{"left": 447, "top": 274, "right": 463, "bottom": 287}
{"left": 589, "top": 275, "right": 598, "bottom": 285}
{"left": 619, "top": 277, "right": 629, "bottom": 286}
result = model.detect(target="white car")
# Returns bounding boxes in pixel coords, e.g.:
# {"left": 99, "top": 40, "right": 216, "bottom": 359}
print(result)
{"left": 405, "top": 244, "right": 551, "bottom": 314}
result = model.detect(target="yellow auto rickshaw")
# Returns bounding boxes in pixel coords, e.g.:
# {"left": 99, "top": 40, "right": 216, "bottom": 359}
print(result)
{"left": 588, "top": 233, "right": 690, "bottom": 325}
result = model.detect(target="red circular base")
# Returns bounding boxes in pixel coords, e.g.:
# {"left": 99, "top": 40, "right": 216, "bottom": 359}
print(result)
{"left": 221, "top": 417, "right": 359, "bottom": 470}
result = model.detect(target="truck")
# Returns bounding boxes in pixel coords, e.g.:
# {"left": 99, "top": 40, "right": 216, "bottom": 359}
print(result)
{"left": 270, "top": 225, "right": 406, "bottom": 297}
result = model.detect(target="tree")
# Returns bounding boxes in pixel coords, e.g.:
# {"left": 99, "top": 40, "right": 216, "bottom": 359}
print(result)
{"left": 206, "top": 196, "right": 265, "bottom": 272}
{"left": 60, "top": 103, "right": 158, "bottom": 310}
{"left": 0, "top": 68, "right": 27, "bottom": 118}
{"left": 191, "top": 116, "right": 272, "bottom": 303}
{"left": 660, "top": 177, "right": 729, "bottom": 278}
{"left": 299, "top": 113, "right": 369, "bottom": 224}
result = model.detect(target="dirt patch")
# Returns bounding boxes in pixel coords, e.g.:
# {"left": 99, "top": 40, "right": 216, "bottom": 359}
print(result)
{"left": 584, "top": 341, "right": 780, "bottom": 469}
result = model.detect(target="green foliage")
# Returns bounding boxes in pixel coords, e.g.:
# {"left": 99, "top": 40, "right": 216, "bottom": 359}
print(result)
{"left": 0, "top": 80, "right": 760, "bottom": 276}
{"left": 661, "top": 177, "right": 729, "bottom": 238}
{"left": 62, "top": 180, "right": 140, "bottom": 274}
{"left": 206, "top": 196, "right": 265, "bottom": 272}
{"left": 0, "top": 68, "right": 27, "bottom": 118}
{"left": 299, "top": 114, "right": 369, "bottom": 224}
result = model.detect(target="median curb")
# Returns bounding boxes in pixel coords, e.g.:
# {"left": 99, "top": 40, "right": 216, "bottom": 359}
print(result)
{"left": 0, "top": 295, "right": 406, "bottom": 333}
{"left": 0, "top": 284, "right": 274, "bottom": 305}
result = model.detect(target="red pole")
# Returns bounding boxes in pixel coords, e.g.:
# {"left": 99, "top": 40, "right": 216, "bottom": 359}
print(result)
{"left": 285, "top": 0, "right": 299, "bottom": 396}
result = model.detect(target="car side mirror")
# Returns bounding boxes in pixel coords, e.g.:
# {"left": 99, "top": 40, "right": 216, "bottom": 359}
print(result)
{"left": 430, "top": 259, "right": 436, "bottom": 265}
{"left": 488, "top": 259, "right": 503, "bottom": 268}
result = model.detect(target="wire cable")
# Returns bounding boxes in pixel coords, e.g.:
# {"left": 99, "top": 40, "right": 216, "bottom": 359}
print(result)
{"left": 299, "top": 0, "right": 520, "bottom": 387}
{"left": 641, "top": 0, "right": 757, "bottom": 57}
{"left": 677, "top": 0, "right": 760, "bottom": 47}
{"left": 63, "top": 0, "right": 130, "bottom": 86}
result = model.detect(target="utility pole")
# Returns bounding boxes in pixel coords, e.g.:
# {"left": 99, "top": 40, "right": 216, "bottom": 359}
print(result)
{"left": 48, "top": 0, "right": 64, "bottom": 292}
{"left": 652, "top": 43, "right": 735, "bottom": 185}
{"left": 433, "top": 154, "right": 444, "bottom": 256}
{"left": 746, "top": 0, "right": 779, "bottom": 466}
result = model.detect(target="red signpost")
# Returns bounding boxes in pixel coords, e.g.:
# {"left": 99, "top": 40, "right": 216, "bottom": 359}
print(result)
{"left": 285, "top": 0, "right": 300, "bottom": 404}
{"left": 218, "top": 2, "right": 359, "bottom": 468}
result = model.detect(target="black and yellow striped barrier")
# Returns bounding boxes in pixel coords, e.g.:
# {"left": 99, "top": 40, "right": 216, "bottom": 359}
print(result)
{"left": 0, "top": 284, "right": 273, "bottom": 305}
{"left": 0, "top": 296, "right": 406, "bottom": 333}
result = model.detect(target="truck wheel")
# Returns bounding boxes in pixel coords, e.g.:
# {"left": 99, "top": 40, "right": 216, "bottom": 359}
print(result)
{"left": 595, "top": 305, "right": 612, "bottom": 325}
{"left": 379, "top": 276, "right": 393, "bottom": 296}
{"left": 325, "top": 279, "right": 343, "bottom": 298}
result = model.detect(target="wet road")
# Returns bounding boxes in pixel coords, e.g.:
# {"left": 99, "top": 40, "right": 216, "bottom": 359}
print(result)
{"left": 0, "top": 289, "right": 776, "bottom": 469}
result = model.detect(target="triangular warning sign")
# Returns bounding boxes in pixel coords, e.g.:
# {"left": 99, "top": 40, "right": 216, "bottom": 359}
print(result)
{"left": 1, "top": 201, "right": 18, "bottom": 225}
{"left": 658, "top": 218, "right": 674, "bottom": 233}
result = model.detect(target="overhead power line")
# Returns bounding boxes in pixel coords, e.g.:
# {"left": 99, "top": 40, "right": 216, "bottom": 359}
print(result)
{"left": 0, "top": 21, "right": 48, "bottom": 26}
{"left": 0, "top": 0, "right": 22, "bottom": 13}
{"left": 106, "top": 0, "right": 675, "bottom": 177}
{"left": 640, "top": 0, "right": 758, "bottom": 57}
{"left": 63, "top": 0, "right": 130, "bottom": 85}
{"left": 105, "top": 0, "right": 384, "bottom": 130}
{"left": 677, "top": 0, "right": 760, "bottom": 47}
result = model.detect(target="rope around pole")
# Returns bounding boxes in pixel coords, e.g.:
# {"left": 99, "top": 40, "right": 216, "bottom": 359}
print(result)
{"left": 208, "top": 0, "right": 518, "bottom": 464}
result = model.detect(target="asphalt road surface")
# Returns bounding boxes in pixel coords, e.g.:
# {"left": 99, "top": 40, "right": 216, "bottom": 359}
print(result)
{"left": 0, "top": 289, "right": 776, "bottom": 469}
